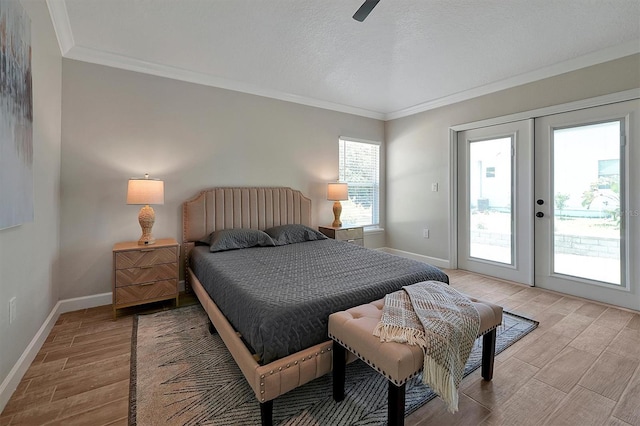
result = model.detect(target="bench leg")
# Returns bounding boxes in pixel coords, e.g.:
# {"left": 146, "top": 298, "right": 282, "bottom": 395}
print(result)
{"left": 388, "top": 382, "right": 406, "bottom": 426}
{"left": 332, "top": 341, "right": 346, "bottom": 402}
{"left": 260, "top": 400, "right": 273, "bottom": 426}
{"left": 481, "top": 328, "right": 497, "bottom": 381}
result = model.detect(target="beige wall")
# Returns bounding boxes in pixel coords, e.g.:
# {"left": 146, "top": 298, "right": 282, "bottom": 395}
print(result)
{"left": 52, "top": 53, "right": 640, "bottom": 302}
{"left": 59, "top": 60, "right": 385, "bottom": 299}
{"left": 0, "top": 0, "right": 62, "bottom": 387}
{"left": 385, "top": 54, "right": 640, "bottom": 261}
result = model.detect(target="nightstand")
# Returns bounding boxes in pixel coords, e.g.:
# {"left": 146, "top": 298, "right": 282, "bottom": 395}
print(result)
{"left": 318, "top": 225, "right": 364, "bottom": 246}
{"left": 112, "top": 238, "right": 179, "bottom": 319}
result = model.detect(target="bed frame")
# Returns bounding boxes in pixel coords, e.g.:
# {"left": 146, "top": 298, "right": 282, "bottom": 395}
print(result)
{"left": 182, "top": 187, "right": 338, "bottom": 425}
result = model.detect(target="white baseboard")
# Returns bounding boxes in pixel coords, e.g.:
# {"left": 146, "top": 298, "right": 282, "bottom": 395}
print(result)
{"left": 0, "top": 299, "right": 62, "bottom": 412}
{"left": 377, "top": 247, "right": 451, "bottom": 269}
{"left": 57, "top": 292, "right": 113, "bottom": 314}
{"left": 0, "top": 290, "right": 117, "bottom": 412}
{"left": 0, "top": 278, "right": 188, "bottom": 411}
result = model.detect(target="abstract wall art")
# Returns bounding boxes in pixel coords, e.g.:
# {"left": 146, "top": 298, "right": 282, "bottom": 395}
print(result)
{"left": 0, "top": 0, "right": 32, "bottom": 229}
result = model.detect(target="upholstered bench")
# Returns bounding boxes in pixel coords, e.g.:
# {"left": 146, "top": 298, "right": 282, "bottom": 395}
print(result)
{"left": 328, "top": 296, "right": 503, "bottom": 426}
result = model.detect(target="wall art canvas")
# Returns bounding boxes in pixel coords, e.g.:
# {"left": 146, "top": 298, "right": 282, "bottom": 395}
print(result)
{"left": 0, "top": 0, "right": 32, "bottom": 230}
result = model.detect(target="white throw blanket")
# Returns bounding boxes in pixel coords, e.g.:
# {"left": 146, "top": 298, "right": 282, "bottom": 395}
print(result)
{"left": 373, "top": 281, "right": 480, "bottom": 413}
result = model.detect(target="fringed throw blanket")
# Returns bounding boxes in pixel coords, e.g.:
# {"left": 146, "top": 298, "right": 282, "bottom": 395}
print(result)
{"left": 373, "top": 281, "right": 480, "bottom": 413}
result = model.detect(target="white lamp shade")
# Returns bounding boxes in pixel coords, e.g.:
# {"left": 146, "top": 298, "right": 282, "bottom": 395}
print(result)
{"left": 327, "top": 182, "right": 348, "bottom": 201}
{"left": 127, "top": 178, "right": 164, "bottom": 205}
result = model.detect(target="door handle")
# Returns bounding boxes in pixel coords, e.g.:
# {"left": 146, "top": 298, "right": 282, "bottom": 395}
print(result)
{"left": 536, "top": 212, "right": 544, "bottom": 218}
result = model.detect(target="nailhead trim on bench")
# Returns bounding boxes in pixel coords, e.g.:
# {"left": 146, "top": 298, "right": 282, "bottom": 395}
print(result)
{"left": 329, "top": 322, "right": 502, "bottom": 387}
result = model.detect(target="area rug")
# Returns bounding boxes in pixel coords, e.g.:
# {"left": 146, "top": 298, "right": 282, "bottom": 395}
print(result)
{"left": 129, "top": 304, "right": 537, "bottom": 425}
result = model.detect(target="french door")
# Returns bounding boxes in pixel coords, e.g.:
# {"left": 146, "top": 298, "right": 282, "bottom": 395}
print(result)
{"left": 534, "top": 101, "right": 637, "bottom": 308}
{"left": 457, "top": 100, "right": 638, "bottom": 310}
{"left": 457, "top": 120, "right": 534, "bottom": 285}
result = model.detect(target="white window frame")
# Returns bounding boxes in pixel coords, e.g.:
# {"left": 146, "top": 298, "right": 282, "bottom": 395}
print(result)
{"left": 338, "top": 137, "right": 381, "bottom": 228}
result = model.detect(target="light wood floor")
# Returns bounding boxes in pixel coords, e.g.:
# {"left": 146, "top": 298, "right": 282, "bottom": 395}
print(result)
{"left": 1, "top": 270, "right": 639, "bottom": 425}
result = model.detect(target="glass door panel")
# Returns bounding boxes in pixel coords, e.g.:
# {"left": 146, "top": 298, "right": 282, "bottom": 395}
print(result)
{"left": 552, "top": 122, "right": 622, "bottom": 285}
{"left": 457, "top": 120, "right": 534, "bottom": 285}
{"left": 469, "top": 137, "right": 513, "bottom": 264}
{"left": 535, "top": 99, "right": 637, "bottom": 310}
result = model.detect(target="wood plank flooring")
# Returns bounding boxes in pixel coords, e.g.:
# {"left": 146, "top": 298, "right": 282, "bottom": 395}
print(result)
{"left": 1, "top": 270, "right": 639, "bottom": 425}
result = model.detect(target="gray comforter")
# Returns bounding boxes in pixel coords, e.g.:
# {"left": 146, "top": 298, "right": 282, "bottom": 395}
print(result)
{"left": 190, "top": 239, "right": 449, "bottom": 364}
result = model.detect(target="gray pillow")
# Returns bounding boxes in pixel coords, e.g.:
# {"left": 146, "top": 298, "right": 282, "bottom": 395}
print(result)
{"left": 207, "top": 229, "right": 275, "bottom": 252}
{"left": 264, "top": 224, "right": 328, "bottom": 246}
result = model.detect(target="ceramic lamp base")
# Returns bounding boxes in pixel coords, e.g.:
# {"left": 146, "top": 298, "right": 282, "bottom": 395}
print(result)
{"left": 332, "top": 200, "right": 343, "bottom": 228}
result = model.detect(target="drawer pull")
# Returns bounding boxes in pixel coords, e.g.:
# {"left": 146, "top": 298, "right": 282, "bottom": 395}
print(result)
{"left": 347, "top": 239, "right": 355, "bottom": 243}
{"left": 140, "top": 265, "right": 154, "bottom": 269}
{"left": 140, "top": 249, "right": 154, "bottom": 252}
{"left": 140, "top": 282, "right": 155, "bottom": 286}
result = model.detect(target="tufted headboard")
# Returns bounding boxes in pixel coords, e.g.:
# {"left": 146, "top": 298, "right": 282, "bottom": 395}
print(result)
{"left": 182, "top": 187, "right": 312, "bottom": 242}
{"left": 181, "top": 187, "right": 312, "bottom": 289}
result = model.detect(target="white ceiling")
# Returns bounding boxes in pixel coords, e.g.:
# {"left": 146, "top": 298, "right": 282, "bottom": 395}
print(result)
{"left": 47, "top": 0, "right": 640, "bottom": 120}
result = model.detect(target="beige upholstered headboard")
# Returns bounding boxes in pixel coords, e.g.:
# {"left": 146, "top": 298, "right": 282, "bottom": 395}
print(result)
{"left": 182, "top": 187, "right": 312, "bottom": 243}
{"left": 181, "top": 187, "right": 312, "bottom": 291}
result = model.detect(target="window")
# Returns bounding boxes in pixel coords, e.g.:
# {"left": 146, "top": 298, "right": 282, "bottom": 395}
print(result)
{"left": 338, "top": 137, "right": 380, "bottom": 227}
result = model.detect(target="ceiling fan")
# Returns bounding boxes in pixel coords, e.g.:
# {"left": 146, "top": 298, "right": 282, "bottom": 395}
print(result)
{"left": 353, "top": 0, "right": 380, "bottom": 22}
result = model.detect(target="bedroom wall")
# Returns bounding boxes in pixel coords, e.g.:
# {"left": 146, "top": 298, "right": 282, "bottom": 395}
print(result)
{"left": 385, "top": 54, "right": 640, "bottom": 263}
{"left": 0, "top": 0, "right": 62, "bottom": 394}
{"left": 59, "top": 60, "right": 385, "bottom": 299}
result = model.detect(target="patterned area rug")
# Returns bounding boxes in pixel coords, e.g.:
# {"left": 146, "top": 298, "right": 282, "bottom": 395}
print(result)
{"left": 129, "top": 304, "right": 537, "bottom": 425}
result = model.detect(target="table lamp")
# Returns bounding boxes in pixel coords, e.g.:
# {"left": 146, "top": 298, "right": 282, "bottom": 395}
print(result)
{"left": 327, "top": 182, "right": 348, "bottom": 227}
{"left": 127, "top": 174, "right": 164, "bottom": 245}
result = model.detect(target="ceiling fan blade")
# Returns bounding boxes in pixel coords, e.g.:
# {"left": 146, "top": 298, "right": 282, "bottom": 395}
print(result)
{"left": 353, "top": 0, "right": 380, "bottom": 22}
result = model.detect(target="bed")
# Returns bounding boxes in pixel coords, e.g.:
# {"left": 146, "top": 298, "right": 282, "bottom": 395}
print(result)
{"left": 182, "top": 187, "right": 448, "bottom": 425}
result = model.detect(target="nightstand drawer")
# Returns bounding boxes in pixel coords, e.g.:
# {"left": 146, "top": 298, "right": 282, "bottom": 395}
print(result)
{"left": 112, "top": 238, "right": 180, "bottom": 319}
{"left": 115, "top": 263, "right": 178, "bottom": 287}
{"left": 334, "top": 227, "right": 364, "bottom": 241}
{"left": 115, "top": 279, "right": 177, "bottom": 305}
{"left": 115, "top": 246, "right": 177, "bottom": 269}
{"left": 335, "top": 227, "right": 364, "bottom": 241}
{"left": 319, "top": 225, "right": 365, "bottom": 246}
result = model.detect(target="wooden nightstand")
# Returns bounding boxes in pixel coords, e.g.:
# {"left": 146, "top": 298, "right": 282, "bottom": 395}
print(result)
{"left": 112, "top": 238, "right": 179, "bottom": 319}
{"left": 318, "top": 225, "right": 364, "bottom": 246}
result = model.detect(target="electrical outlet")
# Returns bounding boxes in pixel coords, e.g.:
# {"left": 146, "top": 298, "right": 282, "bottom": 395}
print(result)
{"left": 423, "top": 229, "right": 429, "bottom": 239}
{"left": 431, "top": 183, "right": 438, "bottom": 192}
{"left": 9, "top": 297, "right": 16, "bottom": 324}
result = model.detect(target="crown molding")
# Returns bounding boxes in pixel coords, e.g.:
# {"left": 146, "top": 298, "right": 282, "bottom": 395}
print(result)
{"left": 46, "top": 0, "right": 638, "bottom": 122}
{"left": 63, "top": 45, "right": 385, "bottom": 120}
{"left": 46, "top": 1, "right": 384, "bottom": 120}
{"left": 46, "top": 0, "right": 74, "bottom": 55}
{"left": 384, "top": 41, "right": 640, "bottom": 121}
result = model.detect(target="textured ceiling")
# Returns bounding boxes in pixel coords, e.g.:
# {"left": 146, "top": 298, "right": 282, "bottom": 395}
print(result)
{"left": 48, "top": 0, "right": 640, "bottom": 119}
